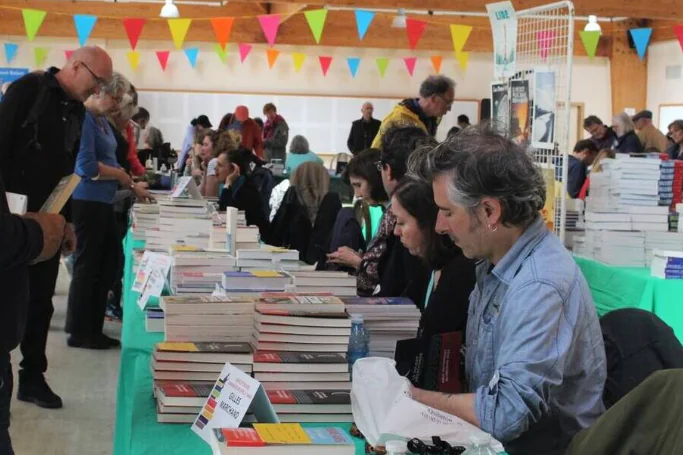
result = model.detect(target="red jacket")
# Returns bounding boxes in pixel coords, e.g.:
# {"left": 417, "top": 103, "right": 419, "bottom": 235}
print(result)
{"left": 126, "top": 122, "right": 146, "bottom": 176}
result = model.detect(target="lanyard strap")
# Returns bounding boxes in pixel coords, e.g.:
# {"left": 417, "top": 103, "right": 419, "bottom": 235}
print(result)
{"left": 424, "top": 270, "right": 436, "bottom": 310}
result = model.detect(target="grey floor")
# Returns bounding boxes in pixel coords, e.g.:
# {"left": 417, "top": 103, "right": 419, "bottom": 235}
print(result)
{"left": 9, "top": 266, "right": 121, "bottom": 455}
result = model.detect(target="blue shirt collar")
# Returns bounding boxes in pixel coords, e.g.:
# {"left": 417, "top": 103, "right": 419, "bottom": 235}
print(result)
{"left": 490, "top": 216, "right": 549, "bottom": 284}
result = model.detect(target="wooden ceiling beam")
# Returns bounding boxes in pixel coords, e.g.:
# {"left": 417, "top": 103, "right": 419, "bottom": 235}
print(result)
{"left": 269, "top": 2, "right": 309, "bottom": 23}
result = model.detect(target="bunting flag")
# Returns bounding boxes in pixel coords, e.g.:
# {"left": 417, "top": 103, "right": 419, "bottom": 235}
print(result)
{"left": 629, "top": 28, "right": 652, "bottom": 61}
{"left": 318, "top": 56, "right": 332, "bottom": 76}
{"left": 73, "top": 15, "right": 98, "bottom": 46}
{"left": 266, "top": 48, "right": 280, "bottom": 68}
{"left": 238, "top": 43, "right": 252, "bottom": 63}
{"left": 579, "top": 30, "right": 600, "bottom": 59}
{"left": 305, "top": 9, "right": 328, "bottom": 44}
{"left": 536, "top": 30, "right": 556, "bottom": 59}
{"left": 122, "top": 18, "right": 146, "bottom": 50}
{"left": 184, "top": 47, "right": 199, "bottom": 68}
{"left": 292, "top": 52, "right": 306, "bottom": 72}
{"left": 33, "top": 47, "right": 49, "bottom": 67}
{"left": 675, "top": 25, "right": 683, "bottom": 52}
{"left": 211, "top": 17, "right": 234, "bottom": 51}
{"left": 346, "top": 57, "right": 360, "bottom": 78}
{"left": 127, "top": 50, "right": 140, "bottom": 71}
{"left": 64, "top": 50, "right": 74, "bottom": 61}
{"left": 430, "top": 55, "right": 443, "bottom": 73}
{"left": 22, "top": 9, "right": 47, "bottom": 42}
{"left": 376, "top": 57, "right": 389, "bottom": 78}
{"left": 403, "top": 56, "right": 417, "bottom": 76}
{"left": 354, "top": 9, "right": 375, "bottom": 40}
{"left": 168, "top": 18, "right": 192, "bottom": 50}
{"left": 4, "top": 43, "right": 18, "bottom": 64}
{"left": 405, "top": 18, "right": 427, "bottom": 50}
{"left": 258, "top": 14, "right": 281, "bottom": 47}
{"left": 156, "top": 50, "right": 170, "bottom": 71}
{"left": 214, "top": 43, "right": 228, "bottom": 64}
{"left": 450, "top": 24, "right": 472, "bottom": 53}
{"left": 455, "top": 51, "right": 469, "bottom": 70}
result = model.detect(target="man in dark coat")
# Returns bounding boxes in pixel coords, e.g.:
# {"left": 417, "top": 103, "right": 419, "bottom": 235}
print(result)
{"left": 347, "top": 102, "right": 381, "bottom": 155}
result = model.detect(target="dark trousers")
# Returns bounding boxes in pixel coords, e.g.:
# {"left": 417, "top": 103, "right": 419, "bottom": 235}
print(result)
{"left": 19, "top": 255, "right": 60, "bottom": 378}
{"left": 66, "top": 200, "right": 117, "bottom": 339}
{"left": 0, "top": 352, "right": 13, "bottom": 455}
{"left": 110, "top": 210, "right": 129, "bottom": 310}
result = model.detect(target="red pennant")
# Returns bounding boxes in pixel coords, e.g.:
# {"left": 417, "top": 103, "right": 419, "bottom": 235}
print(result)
{"left": 64, "top": 50, "right": 74, "bottom": 61}
{"left": 319, "top": 56, "right": 332, "bottom": 76}
{"left": 405, "top": 18, "right": 427, "bottom": 50}
{"left": 122, "top": 18, "right": 145, "bottom": 50}
{"left": 211, "top": 17, "right": 234, "bottom": 50}
{"left": 675, "top": 25, "right": 683, "bottom": 52}
{"left": 156, "top": 50, "right": 170, "bottom": 71}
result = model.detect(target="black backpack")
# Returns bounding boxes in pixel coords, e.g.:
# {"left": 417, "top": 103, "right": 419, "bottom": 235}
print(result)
{"left": 250, "top": 164, "right": 275, "bottom": 219}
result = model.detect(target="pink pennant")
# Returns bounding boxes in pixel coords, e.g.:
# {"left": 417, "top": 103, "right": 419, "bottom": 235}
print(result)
{"left": 319, "top": 56, "right": 332, "bottom": 76}
{"left": 258, "top": 14, "right": 281, "bottom": 47}
{"left": 238, "top": 43, "right": 252, "bottom": 63}
{"left": 64, "top": 50, "right": 74, "bottom": 61}
{"left": 537, "top": 30, "right": 556, "bottom": 59}
{"left": 156, "top": 50, "right": 170, "bottom": 71}
{"left": 403, "top": 57, "right": 417, "bottom": 76}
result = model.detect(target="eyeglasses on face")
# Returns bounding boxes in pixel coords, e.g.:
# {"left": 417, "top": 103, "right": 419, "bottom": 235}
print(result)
{"left": 80, "top": 61, "right": 107, "bottom": 88}
{"left": 436, "top": 94, "right": 455, "bottom": 107}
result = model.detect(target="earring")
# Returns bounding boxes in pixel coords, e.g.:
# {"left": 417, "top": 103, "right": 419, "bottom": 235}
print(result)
{"left": 487, "top": 223, "right": 498, "bottom": 233}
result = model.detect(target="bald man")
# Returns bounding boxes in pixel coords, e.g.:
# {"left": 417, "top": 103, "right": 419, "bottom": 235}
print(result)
{"left": 347, "top": 101, "right": 381, "bottom": 155}
{"left": 0, "top": 46, "right": 113, "bottom": 415}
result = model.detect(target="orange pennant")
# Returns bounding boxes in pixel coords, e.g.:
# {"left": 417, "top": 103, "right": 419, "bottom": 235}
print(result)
{"left": 211, "top": 17, "right": 234, "bottom": 51}
{"left": 266, "top": 48, "right": 280, "bottom": 68}
{"left": 430, "top": 55, "right": 443, "bottom": 73}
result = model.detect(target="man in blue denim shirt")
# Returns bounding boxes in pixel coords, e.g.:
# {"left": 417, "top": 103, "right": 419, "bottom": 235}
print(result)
{"left": 410, "top": 126, "right": 606, "bottom": 455}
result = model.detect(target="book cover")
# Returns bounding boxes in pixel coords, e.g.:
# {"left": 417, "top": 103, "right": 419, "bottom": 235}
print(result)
{"left": 266, "top": 390, "right": 350, "bottom": 406}
{"left": 254, "top": 352, "right": 347, "bottom": 364}
{"left": 341, "top": 297, "right": 414, "bottom": 306}
{"left": 509, "top": 79, "right": 530, "bottom": 147}
{"left": 40, "top": 174, "right": 81, "bottom": 214}
{"left": 159, "top": 382, "right": 214, "bottom": 398}
{"left": 303, "top": 427, "right": 354, "bottom": 445}
{"left": 156, "top": 342, "right": 252, "bottom": 354}
{"left": 252, "top": 423, "right": 311, "bottom": 444}
{"left": 214, "top": 428, "right": 265, "bottom": 447}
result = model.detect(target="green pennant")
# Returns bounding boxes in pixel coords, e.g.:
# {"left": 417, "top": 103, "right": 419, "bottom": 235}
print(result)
{"left": 579, "top": 30, "right": 600, "bottom": 59}
{"left": 34, "top": 46, "right": 49, "bottom": 67}
{"left": 214, "top": 43, "right": 228, "bottom": 64}
{"left": 22, "top": 9, "right": 47, "bottom": 42}
{"left": 375, "top": 57, "right": 389, "bottom": 78}
{"left": 304, "top": 9, "right": 328, "bottom": 44}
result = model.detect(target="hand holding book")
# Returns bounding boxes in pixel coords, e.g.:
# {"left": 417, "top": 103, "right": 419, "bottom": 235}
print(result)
{"left": 23, "top": 212, "right": 66, "bottom": 263}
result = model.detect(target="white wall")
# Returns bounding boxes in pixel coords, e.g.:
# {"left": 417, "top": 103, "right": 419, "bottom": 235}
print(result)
{"left": 647, "top": 40, "right": 683, "bottom": 128}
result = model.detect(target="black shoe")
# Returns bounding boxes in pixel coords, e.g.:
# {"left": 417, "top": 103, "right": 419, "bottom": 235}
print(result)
{"left": 67, "top": 334, "right": 119, "bottom": 350}
{"left": 17, "top": 374, "right": 63, "bottom": 409}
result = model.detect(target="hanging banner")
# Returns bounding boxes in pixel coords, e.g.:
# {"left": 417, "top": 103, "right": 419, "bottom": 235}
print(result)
{"left": 64, "top": 50, "right": 74, "bottom": 61}
{"left": 292, "top": 52, "right": 306, "bottom": 72}
{"left": 214, "top": 43, "right": 228, "bottom": 64}
{"left": 403, "top": 57, "right": 417, "bottom": 76}
{"left": 486, "top": 1, "right": 517, "bottom": 78}
{"left": 4, "top": 43, "right": 18, "bottom": 64}
{"left": 211, "top": 17, "right": 234, "bottom": 51}
{"left": 346, "top": 57, "right": 360, "bottom": 78}
{"left": 455, "top": 51, "right": 469, "bottom": 70}
{"left": 675, "top": 25, "right": 683, "bottom": 53}
{"left": 536, "top": 30, "right": 556, "bottom": 59}
{"left": 127, "top": 50, "right": 140, "bottom": 71}
{"left": 430, "top": 55, "right": 443, "bottom": 73}
{"left": 156, "top": 50, "right": 170, "bottom": 71}
{"left": 509, "top": 79, "right": 530, "bottom": 147}
{"left": 184, "top": 47, "right": 199, "bottom": 68}
{"left": 319, "top": 56, "right": 332, "bottom": 76}
{"left": 123, "top": 18, "right": 146, "bottom": 50}
{"left": 266, "top": 48, "right": 280, "bottom": 68}
{"left": 305, "top": 9, "right": 328, "bottom": 44}
{"left": 33, "top": 47, "right": 49, "bottom": 68}
{"left": 22, "top": 9, "right": 47, "bottom": 42}
{"left": 578, "top": 30, "right": 600, "bottom": 59}
{"left": 354, "top": 9, "right": 375, "bottom": 40}
{"left": 238, "top": 43, "right": 252, "bottom": 63}
{"left": 450, "top": 24, "right": 472, "bottom": 53}
{"left": 0, "top": 67, "right": 29, "bottom": 101}
{"left": 376, "top": 57, "right": 389, "bottom": 78}
{"left": 258, "top": 14, "right": 281, "bottom": 47}
{"left": 629, "top": 28, "right": 652, "bottom": 61}
{"left": 491, "top": 82, "right": 509, "bottom": 131}
{"left": 168, "top": 18, "right": 192, "bottom": 50}
{"left": 405, "top": 18, "right": 427, "bottom": 50}
{"left": 73, "top": 15, "right": 98, "bottom": 47}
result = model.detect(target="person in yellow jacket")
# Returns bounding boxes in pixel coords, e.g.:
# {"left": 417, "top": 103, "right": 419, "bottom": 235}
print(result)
{"left": 372, "top": 75, "right": 456, "bottom": 149}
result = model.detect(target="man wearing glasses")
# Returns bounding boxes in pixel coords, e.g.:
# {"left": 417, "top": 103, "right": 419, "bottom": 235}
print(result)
{"left": 371, "top": 75, "right": 455, "bottom": 149}
{"left": 583, "top": 115, "right": 618, "bottom": 151}
{"left": 0, "top": 45, "right": 113, "bottom": 430}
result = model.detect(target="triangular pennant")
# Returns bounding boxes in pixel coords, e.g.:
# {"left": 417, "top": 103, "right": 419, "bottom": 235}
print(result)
{"left": 376, "top": 57, "right": 389, "bottom": 78}
{"left": 318, "top": 56, "right": 332, "bottom": 76}
{"left": 450, "top": 24, "right": 472, "bottom": 53}
{"left": 354, "top": 9, "right": 375, "bottom": 40}
{"left": 73, "top": 15, "right": 98, "bottom": 47}
{"left": 64, "top": 50, "right": 74, "bottom": 61}
{"left": 266, "top": 48, "right": 280, "bottom": 68}
{"left": 430, "top": 55, "right": 443, "bottom": 73}
{"left": 304, "top": 9, "right": 328, "bottom": 44}
{"left": 156, "top": 50, "right": 170, "bottom": 71}
{"left": 184, "top": 47, "right": 199, "bottom": 68}
{"left": 455, "top": 51, "right": 469, "bottom": 70}
{"left": 238, "top": 43, "right": 252, "bottom": 63}
{"left": 122, "top": 18, "right": 146, "bottom": 50}
{"left": 168, "top": 18, "right": 192, "bottom": 50}
{"left": 536, "top": 30, "right": 556, "bottom": 59}
{"left": 214, "top": 43, "right": 228, "bottom": 64}
{"left": 4, "top": 43, "right": 18, "bottom": 64}
{"left": 405, "top": 18, "right": 427, "bottom": 50}
{"left": 33, "top": 47, "right": 49, "bottom": 68}
{"left": 211, "top": 17, "right": 234, "bottom": 51}
{"left": 127, "top": 50, "right": 140, "bottom": 71}
{"left": 403, "top": 57, "right": 417, "bottom": 76}
{"left": 629, "top": 28, "right": 652, "bottom": 60}
{"left": 292, "top": 52, "right": 306, "bottom": 72}
{"left": 346, "top": 57, "right": 360, "bottom": 78}
{"left": 675, "top": 25, "right": 683, "bottom": 53}
{"left": 22, "top": 9, "right": 47, "bottom": 42}
{"left": 579, "top": 30, "right": 600, "bottom": 59}
{"left": 258, "top": 14, "right": 281, "bottom": 47}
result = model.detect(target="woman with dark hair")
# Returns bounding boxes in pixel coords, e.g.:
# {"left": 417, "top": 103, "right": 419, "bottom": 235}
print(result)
{"left": 178, "top": 114, "right": 212, "bottom": 174}
{"left": 344, "top": 148, "right": 388, "bottom": 206}
{"left": 667, "top": 120, "right": 683, "bottom": 160}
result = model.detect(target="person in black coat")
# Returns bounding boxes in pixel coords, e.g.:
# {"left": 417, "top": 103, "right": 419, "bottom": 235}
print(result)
{"left": 613, "top": 112, "right": 644, "bottom": 155}
{"left": 347, "top": 102, "right": 381, "bottom": 155}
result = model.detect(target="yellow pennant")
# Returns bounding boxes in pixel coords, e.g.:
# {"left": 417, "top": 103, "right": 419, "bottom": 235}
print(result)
{"left": 127, "top": 50, "right": 141, "bottom": 71}
{"left": 450, "top": 24, "right": 472, "bottom": 53}
{"left": 168, "top": 18, "right": 192, "bottom": 50}
{"left": 455, "top": 50, "right": 469, "bottom": 70}
{"left": 292, "top": 52, "right": 306, "bottom": 72}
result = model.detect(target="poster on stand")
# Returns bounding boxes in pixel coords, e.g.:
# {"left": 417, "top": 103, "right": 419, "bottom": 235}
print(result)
{"left": 491, "top": 82, "right": 510, "bottom": 132}
{"left": 486, "top": 1, "right": 517, "bottom": 78}
{"left": 509, "top": 79, "right": 530, "bottom": 146}
{"left": 531, "top": 70, "right": 557, "bottom": 149}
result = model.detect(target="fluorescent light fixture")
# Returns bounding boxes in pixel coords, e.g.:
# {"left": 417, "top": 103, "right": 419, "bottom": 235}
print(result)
{"left": 392, "top": 8, "right": 407, "bottom": 28}
{"left": 160, "top": 0, "right": 180, "bottom": 18}
{"left": 584, "top": 15, "right": 601, "bottom": 33}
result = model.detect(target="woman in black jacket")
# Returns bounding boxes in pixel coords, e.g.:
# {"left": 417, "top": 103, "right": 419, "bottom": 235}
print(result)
{"left": 613, "top": 112, "right": 644, "bottom": 155}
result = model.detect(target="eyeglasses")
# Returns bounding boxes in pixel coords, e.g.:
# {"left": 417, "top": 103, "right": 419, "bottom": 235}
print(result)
{"left": 80, "top": 61, "right": 107, "bottom": 88}
{"left": 436, "top": 94, "right": 455, "bottom": 107}
{"left": 407, "top": 437, "right": 466, "bottom": 455}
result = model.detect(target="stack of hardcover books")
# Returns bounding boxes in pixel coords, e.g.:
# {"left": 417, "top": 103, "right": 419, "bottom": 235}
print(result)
{"left": 289, "top": 271, "right": 357, "bottom": 296}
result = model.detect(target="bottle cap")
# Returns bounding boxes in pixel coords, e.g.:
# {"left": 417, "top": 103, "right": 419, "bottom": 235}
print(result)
{"left": 384, "top": 440, "right": 408, "bottom": 454}
{"left": 470, "top": 433, "right": 491, "bottom": 445}
{"left": 351, "top": 314, "right": 364, "bottom": 324}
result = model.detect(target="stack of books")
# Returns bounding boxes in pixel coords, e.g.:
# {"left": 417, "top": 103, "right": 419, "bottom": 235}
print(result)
{"left": 587, "top": 157, "right": 662, "bottom": 210}
{"left": 226, "top": 207, "right": 261, "bottom": 254}
{"left": 170, "top": 248, "right": 237, "bottom": 294}
{"left": 145, "top": 199, "right": 212, "bottom": 251}
{"left": 160, "top": 295, "right": 257, "bottom": 342}
{"left": 131, "top": 202, "right": 159, "bottom": 241}
{"left": 659, "top": 160, "right": 675, "bottom": 207}
{"left": 671, "top": 161, "right": 683, "bottom": 209}
{"left": 236, "top": 248, "right": 302, "bottom": 271}
{"left": 644, "top": 231, "right": 683, "bottom": 263}
{"left": 145, "top": 308, "right": 165, "bottom": 333}
{"left": 222, "top": 270, "right": 292, "bottom": 294}
{"left": 650, "top": 250, "right": 683, "bottom": 279}
{"left": 563, "top": 199, "right": 585, "bottom": 251}
{"left": 209, "top": 211, "right": 228, "bottom": 250}
{"left": 574, "top": 230, "right": 646, "bottom": 266}
{"left": 211, "top": 425, "right": 355, "bottom": 454}
{"left": 290, "top": 271, "right": 357, "bottom": 296}
{"left": 341, "top": 297, "right": 420, "bottom": 358}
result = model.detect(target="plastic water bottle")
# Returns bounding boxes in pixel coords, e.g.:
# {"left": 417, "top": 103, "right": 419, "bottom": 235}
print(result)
{"left": 347, "top": 314, "right": 369, "bottom": 373}
{"left": 462, "top": 434, "right": 497, "bottom": 455}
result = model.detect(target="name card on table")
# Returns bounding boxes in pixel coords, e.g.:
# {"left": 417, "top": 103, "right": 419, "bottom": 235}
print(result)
{"left": 138, "top": 267, "right": 166, "bottom": 309}
{"left": 171, "top": 176, "right": 203, "bottom": 199}
{"left": 192, "top": 362, "right": 278, "bottom": 445}
{"left": 132, "top": 251, "right": 173, "bottom": 293}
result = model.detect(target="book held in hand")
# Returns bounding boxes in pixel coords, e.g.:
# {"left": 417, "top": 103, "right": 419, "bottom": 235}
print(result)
{"left": 40, "top": 174, "right": 81, "bottom": 214}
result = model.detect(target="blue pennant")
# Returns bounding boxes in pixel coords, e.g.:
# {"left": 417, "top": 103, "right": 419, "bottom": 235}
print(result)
{"left": 4, "top": 43, "right": 18, "bottom": 64}
{"left": 184, "top": 47, "right": 199, "bottom": 68}
{"left": 346, "top": 57, "right": 360, "bottom": 78}
{"left": 354, "top": 10, "right": 375, "bottom": 40}
{"left": 629, "top": 28, "right": 652, "bottom": 61}
{"left": 74, "top": 15, "right": 98, "bottom": 47}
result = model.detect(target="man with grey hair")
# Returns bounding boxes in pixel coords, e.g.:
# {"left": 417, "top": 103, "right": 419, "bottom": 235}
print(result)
{"left": 410, "top": 126, "right": 606, "bottom": 455}
{"left": 347, "top": 101, "right": 381, "bottom": 155}
{"left": 371, "top": 75, "right": 455, "bottom": 149}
